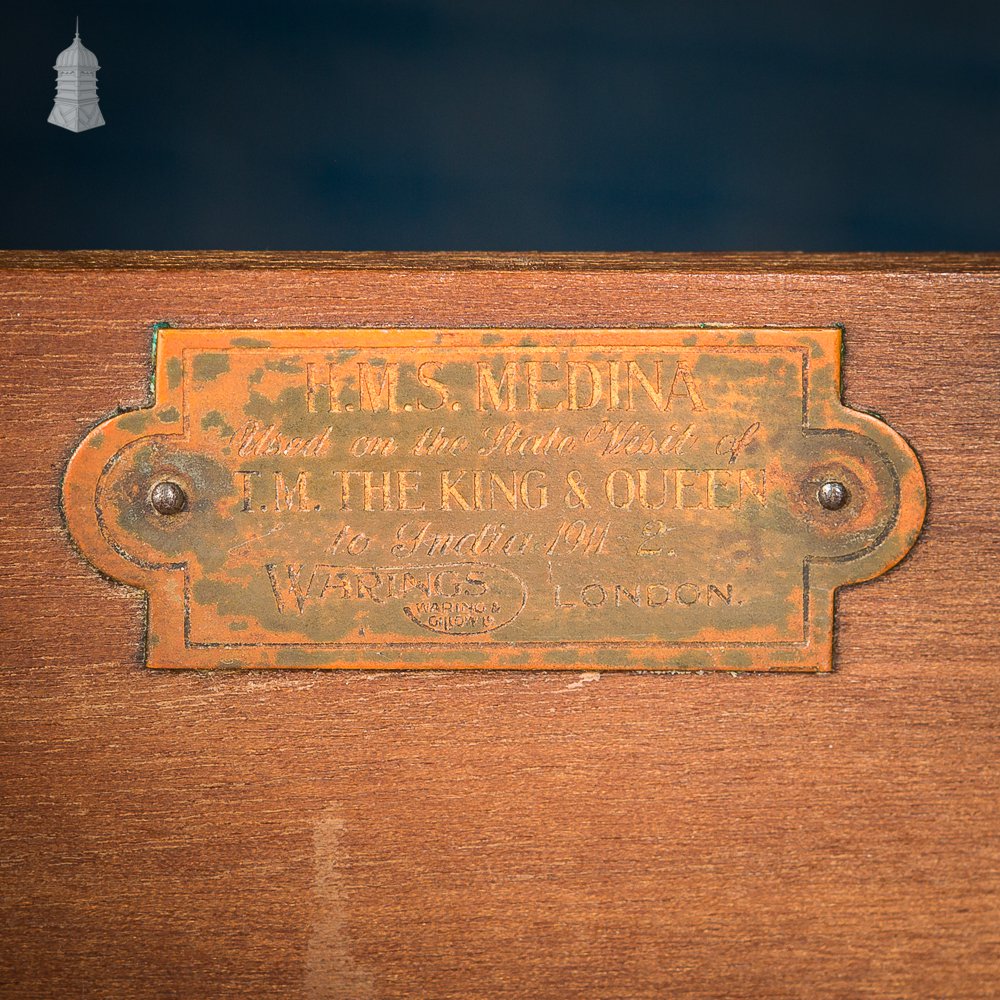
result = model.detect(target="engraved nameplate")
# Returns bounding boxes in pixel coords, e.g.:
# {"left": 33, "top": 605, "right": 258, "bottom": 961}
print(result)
{"left": 63, "top": 328, "right": 926, "bottom": 671}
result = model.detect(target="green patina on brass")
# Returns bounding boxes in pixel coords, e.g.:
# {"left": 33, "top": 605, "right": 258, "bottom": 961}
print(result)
{"left": 62, "top": 327, "right": 927, "bottom": 671}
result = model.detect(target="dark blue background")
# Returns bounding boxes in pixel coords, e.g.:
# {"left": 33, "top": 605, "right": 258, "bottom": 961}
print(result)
{"left": 3, "top": 1, "right": 999, "bottom": 249}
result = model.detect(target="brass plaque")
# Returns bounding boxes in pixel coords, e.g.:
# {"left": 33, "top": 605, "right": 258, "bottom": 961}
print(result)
{"left": 63, "top": 328, "right": 926, "bottom": 671}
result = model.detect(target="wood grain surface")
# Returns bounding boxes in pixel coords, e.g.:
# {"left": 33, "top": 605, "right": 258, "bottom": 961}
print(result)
{"left": 0, "top": 253, "right": 997, "bottom": 999}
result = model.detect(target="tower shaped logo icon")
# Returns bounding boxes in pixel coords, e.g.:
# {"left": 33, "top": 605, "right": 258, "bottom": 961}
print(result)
{"left": 48, "top": 19, "right": 105, "bottom": 132}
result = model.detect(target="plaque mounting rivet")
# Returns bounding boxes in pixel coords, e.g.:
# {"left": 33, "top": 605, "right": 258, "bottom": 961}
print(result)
{"left": 817, "top": 480, "right": 849, "bottom": 511}
{"left": 150, "top": 480, "right": 188, "bottom": 516}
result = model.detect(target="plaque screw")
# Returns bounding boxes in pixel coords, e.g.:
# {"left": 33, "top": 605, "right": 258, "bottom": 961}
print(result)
{"left": 817, "top": 480, "right": 849, "bottom": 511}
{"left": 150, "top": 480, "right": 188, "bottom": 515}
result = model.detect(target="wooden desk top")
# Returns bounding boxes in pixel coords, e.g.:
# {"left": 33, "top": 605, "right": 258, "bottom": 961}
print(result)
{"left": 1, "top": 254, "right": 997, "bottom": 999}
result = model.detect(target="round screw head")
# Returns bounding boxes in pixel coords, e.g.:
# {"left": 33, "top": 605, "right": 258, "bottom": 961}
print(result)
{"left": 817, "top": 480, "right": 849, "bottom": 511}
{"left": 150, "top": 480, "right": 188, "bottom": 515}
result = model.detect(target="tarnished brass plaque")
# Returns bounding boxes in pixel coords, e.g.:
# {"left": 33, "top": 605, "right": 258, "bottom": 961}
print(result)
{"left": 64, "top": 328, "right": 926, "bottom": 671}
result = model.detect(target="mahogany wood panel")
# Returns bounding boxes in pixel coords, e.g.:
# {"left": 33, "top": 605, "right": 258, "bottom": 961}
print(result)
{"left": 0, "top": 253, "right": 997, "bottom": 999}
